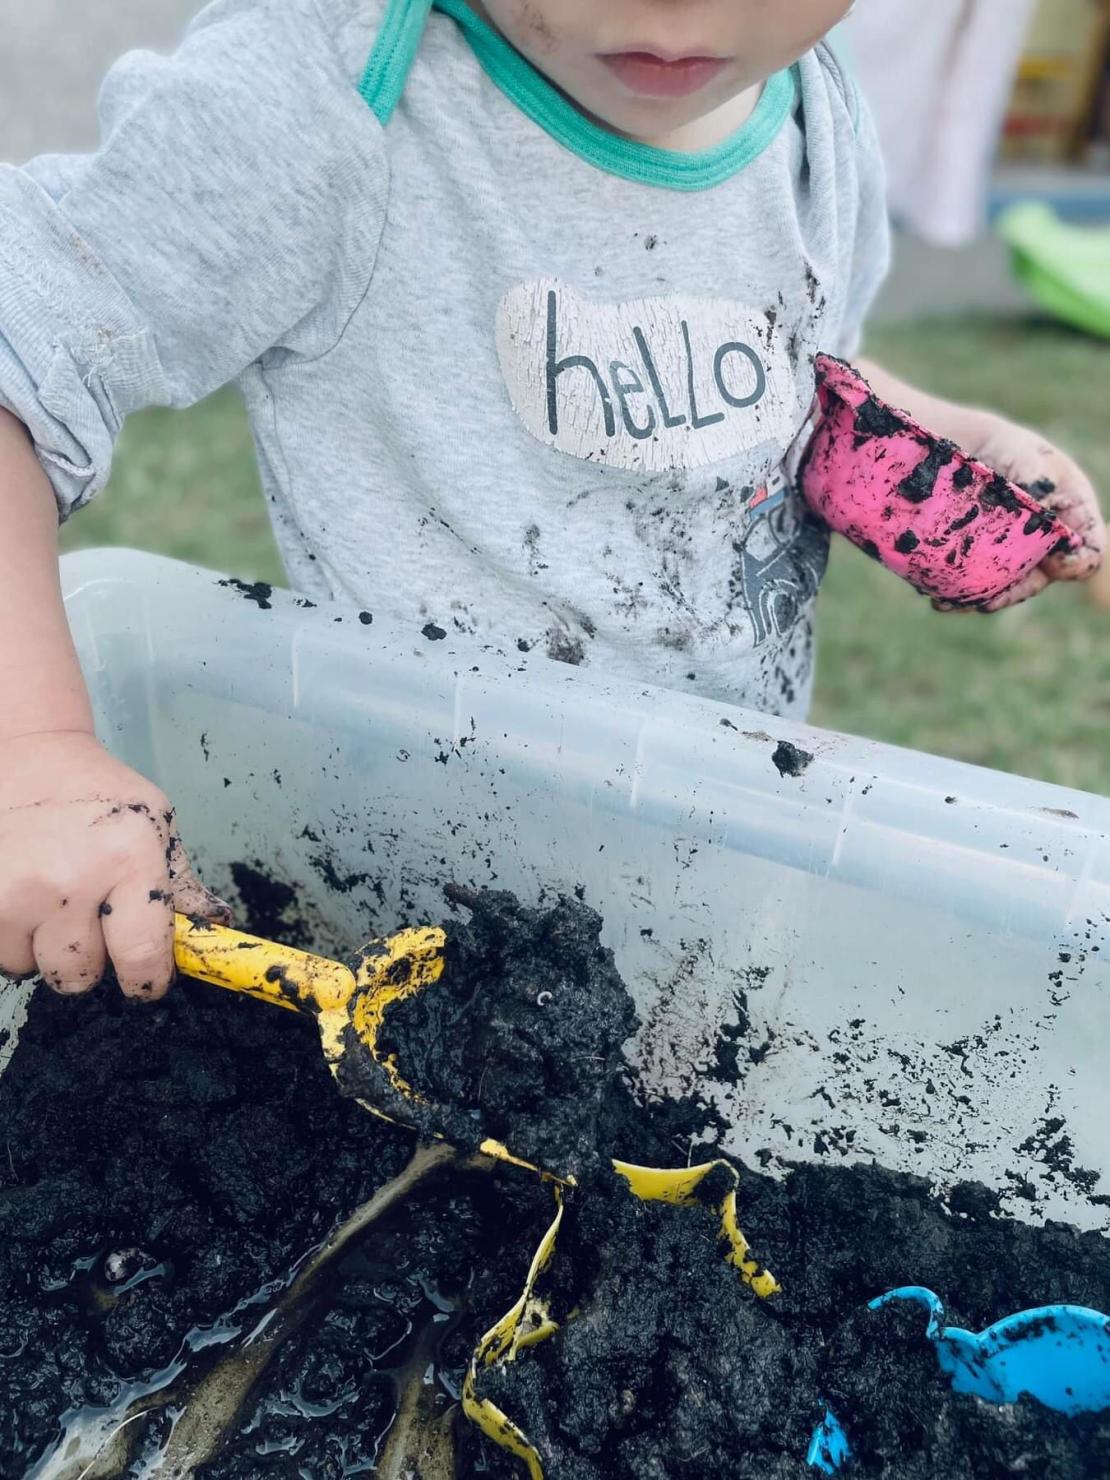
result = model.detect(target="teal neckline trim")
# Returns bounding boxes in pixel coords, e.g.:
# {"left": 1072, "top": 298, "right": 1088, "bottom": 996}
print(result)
{"left": 436, "top": 0, "right": 797, "bottom": 190}
{"left": 359, "top": 0, "right": 433, "bottom": 122}
{"left": 359, "top": 0, "right": 798, "bottom": 190}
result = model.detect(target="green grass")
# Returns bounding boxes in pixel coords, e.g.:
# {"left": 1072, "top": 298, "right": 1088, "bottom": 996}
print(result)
{"left": 61, "top": 392, "right": 284, "bottom": 586}
{"left": 62, "top": 316, "right": 1110, "bottom": 793}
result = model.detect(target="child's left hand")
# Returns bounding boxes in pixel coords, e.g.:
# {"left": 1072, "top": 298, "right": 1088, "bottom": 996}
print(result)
{"left": 855, "top": 358, "right": 1106, "bottom": 614}
{"left": 955, "top": 410, "right": 1105, "bottom": 613}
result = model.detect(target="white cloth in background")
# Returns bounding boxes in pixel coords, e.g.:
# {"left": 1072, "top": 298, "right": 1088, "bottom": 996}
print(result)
{"left": 844, "top": 0, "right": 1036, "bottom": 246}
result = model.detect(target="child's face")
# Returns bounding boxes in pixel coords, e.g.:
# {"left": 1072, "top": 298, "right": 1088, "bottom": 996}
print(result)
{"left": 473, "top": 0, "right": 853, "bottom": 141}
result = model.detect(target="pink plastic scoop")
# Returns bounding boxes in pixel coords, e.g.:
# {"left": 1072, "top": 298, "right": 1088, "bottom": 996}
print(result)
{"left": 800, "top": 356, "right": 1077, "bottom": 606}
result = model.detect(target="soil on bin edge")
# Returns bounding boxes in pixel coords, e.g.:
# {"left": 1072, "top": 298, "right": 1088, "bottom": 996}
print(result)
{"left": 0, "top": 872, "right": 1109, "bottom": 1477}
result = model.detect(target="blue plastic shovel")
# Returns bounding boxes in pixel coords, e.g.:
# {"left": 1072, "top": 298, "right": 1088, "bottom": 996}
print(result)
{"left": 808, "top": 1285, "right": 1110, "bottom": 1473}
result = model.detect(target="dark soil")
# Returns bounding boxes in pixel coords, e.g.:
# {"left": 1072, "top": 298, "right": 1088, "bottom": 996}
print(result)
{"left": 194, "top": 1163, "right": 556, "bottom": 1480}
{"left": 0, "top": 970, "right": 409, "bottom": 1471}
{"left": 773, "top": 740, "right": 815, "bottom": 778}
{"left": 0, "top": 886, "right": 560, "bottom": 1476}
{"left": 365, "top": 888, "right": 641, "bottom": 1177}
{"left": 216, "top": 577, "right": 274, "bottom": 610}
{"left": 466, "top": 1160, "right": 1110, "bottom": 1479}
{"left": 853, "top": 395, "right": 905, "bottom": 442}
{"left": 470, "top": 1166, "right": 822, "bottom": 1480}
{"left": 897, "top": 439, "right": 958, "bottom": 505}
{"left": 3, "top": 874, "right": 1110, "bottom": 1478}
{"left": 228, "top": 858, "right": 310, "bottom": 941}
{"left": 823, "top": 1298, "right": 1110, "bottom": 1478}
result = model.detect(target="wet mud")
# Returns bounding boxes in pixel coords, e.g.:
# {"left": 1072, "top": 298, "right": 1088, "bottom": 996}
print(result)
{"left": 822, "top": 1296, "right": 1110, "bottom": 1478}
{"left": 0, "top": 966, "right": 556, "bottom": 1477}
{"left": 2, "top": 876, "right": 1109, "bottom": 1477}
{"left": 469, "top": 1165, "right": 822, "bottom": 1479}
{"left": 369, "top": 888, "right": 640, "bottom": 1177}
{"left": 216, "top": 578, "right": 274, "bottom": 611}
{"left": 773, "top": 739, "right": 815, "bottom": 778}
{"left": 193, "top": 1161, "right": 555, "bottom": 1480}
{"left": 467, "top": 1161, "right": 1110, "bottom": 1479}
{"left": 0, "top": 971, "right": 406, "bottom": 1472}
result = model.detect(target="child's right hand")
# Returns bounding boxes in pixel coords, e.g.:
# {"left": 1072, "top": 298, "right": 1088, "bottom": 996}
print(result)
{"left": 0, "top": 731, "right": 230, "bottom": 1000}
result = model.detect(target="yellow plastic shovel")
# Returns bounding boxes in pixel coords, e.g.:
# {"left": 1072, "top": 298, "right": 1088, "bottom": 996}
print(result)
{"left": 173, "top": 912, "right": 537, "bottom": 1174}
{"left": 175, "top": 914, "right": 779, "bottom": 1478}
{"left": 174, "top": 915, "right": 776, "bottom": 1294}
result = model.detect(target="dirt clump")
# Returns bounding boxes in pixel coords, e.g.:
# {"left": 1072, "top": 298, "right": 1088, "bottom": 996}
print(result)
{"left": 369, "top": 887, "right": 640, "bottom": 1177}
{"left": 772, "top": 739, "right": 815, "bottom": 777}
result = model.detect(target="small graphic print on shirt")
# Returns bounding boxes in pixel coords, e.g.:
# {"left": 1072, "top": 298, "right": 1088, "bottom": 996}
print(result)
{"left": 497, "top": 279, "right": 798, "bottom": 473}
{"left": 730, "top": 499, "right": 828, "bottom": 646}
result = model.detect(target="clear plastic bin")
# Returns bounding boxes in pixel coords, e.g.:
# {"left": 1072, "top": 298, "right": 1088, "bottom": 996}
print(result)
{"left": 5, "top": 549, "right": 1108, "bottom": 1227}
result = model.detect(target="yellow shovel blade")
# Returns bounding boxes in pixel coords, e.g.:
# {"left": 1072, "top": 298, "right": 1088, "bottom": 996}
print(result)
{"left": 463, "top": 1192, "right": 564, "bottom": 1480}
{"left": 174, "top": 914, "right": 543, "bottom": 1176}
{"left": 613, "top": 1160, "right": 780, "bottom": 1300}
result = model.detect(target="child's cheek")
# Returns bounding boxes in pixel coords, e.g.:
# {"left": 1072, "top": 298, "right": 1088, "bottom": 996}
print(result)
{"left": 511, "top": 1, "right": 560, "bottom": 55}
{"left": 478, "top": 0, "right": 562, "bottom": 57}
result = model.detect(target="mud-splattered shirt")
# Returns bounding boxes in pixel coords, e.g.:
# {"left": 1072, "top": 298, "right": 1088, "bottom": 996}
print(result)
{"left": 0, "top": 0, "right": 889, "bottom": 717}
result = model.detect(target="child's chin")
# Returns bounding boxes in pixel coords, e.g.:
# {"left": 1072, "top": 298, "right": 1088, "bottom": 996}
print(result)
{"left": 588, "top": 91, "right": 714, "bottom": 142}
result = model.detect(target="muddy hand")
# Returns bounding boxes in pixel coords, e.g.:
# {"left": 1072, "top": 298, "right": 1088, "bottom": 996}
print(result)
{"left": 934, "top": 415, "right": 1106, "bottom": 614}
{"left": 0, "top": 731, "right": 230, "bottom": 1001}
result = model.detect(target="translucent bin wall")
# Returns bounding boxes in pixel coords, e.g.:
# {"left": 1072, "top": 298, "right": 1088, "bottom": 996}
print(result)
{"left": 4, "top": 550, "right": 1108, "bottom": 1228}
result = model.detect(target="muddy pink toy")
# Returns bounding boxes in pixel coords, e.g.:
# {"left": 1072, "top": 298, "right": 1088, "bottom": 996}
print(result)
{"left": 800, "top": 356, "right": 1076, "bottom": 606}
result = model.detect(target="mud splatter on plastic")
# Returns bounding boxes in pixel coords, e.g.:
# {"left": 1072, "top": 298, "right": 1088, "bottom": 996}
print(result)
{"left": 772, "top": 740, "right": 815, "bottom": 778}
{"left": 216, "top": 578, "right": 273, "bottom": 611}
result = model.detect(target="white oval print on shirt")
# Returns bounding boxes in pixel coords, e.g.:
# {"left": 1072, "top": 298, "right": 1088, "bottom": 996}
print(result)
{"left": 496, "top": 278, "right": 797, "bottom": 473}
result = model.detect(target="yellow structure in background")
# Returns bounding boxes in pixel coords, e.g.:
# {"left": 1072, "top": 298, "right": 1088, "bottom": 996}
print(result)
{"left": 1003, "top": 0, "right": 1110, "bottom": 160}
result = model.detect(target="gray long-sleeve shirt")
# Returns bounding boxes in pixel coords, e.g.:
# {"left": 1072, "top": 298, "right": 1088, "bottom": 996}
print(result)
{"left": 0, "top": 0, "right": 890, "bottom": 716}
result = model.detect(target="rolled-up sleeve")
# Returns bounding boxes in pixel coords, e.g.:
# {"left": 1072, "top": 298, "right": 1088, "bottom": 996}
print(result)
{"left": 0, "top": 0, "right": 389, "bottom": 518}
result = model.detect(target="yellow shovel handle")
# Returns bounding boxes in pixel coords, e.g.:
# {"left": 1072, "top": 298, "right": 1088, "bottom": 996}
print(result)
{"left": 173, "top": 913, "right": 356, "bottom": 1015}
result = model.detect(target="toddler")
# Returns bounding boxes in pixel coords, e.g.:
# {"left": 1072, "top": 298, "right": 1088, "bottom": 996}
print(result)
{"left": 0, "top": 0, "right": 1102, "bottom": 998}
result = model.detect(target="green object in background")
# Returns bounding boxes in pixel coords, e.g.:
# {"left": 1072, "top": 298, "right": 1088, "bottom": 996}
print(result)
{"left": 998, "top": 203, "right": 1110, "bottom": 341}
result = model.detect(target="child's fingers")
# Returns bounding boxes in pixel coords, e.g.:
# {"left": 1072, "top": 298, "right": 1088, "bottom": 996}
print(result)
{"left": 167, "top": 833, "right": 233, "bottom": 925}
{"left": 1041, "top": 529, "right": 1105, "bottom": 583}
{"left": 32, "top": 906, "right": 108, "bottom": 995}
{"left": 0, "top": 919, "right": 36, "bottom": 980}
{"left": 1038, "top": 472, "right": 1105, "bottom": 583}
{"left": 100, "top": 877, "right": 176, "bottom": 1000}
{"left": 981, "top": 566, "right": 1051, "bottom": 614}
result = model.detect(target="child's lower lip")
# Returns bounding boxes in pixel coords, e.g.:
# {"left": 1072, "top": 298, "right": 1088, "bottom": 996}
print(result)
{"left": 600, "top": 52, "right": 729, "bottom": 99}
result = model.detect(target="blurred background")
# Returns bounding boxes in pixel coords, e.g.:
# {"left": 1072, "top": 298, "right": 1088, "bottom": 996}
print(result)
{"left": 1, "top": 0, "right": 1108, "bottom": 790}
